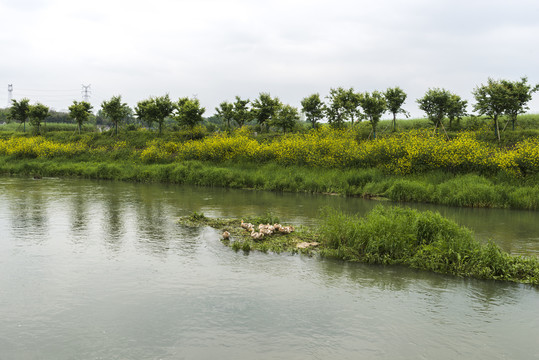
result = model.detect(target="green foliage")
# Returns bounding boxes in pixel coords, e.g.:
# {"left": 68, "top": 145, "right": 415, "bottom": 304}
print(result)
{"left": 135, "top": 95, "right": 174, "bottom": 134}
{"left": 446, "top": 94, "right": 467, "bottom": 129}
{"left": 472, "top": 77, "right": 538, "bottom": 139}
{"left": 68, "top": 101, "right": 93, "bottom": 134}
{"left": 245, "top": 211, "right": 280, "bottom": 226}
{"left": 232, "top": 96, "right": 251, "bottom": 127}
{"left": 189, "top": 211, "right": 206, "bottom": 221}
{"left": 8, "top": 98, "right": 30, "bottom": 132}
{"left": 325, "top": 87, "right": 362, "bottom": 127}
{"left": 301, "top": 93, "right": 324, "bottom": 129}
{"left": 101, "top": 95, "right": 131, "bottom": 135}
{"left": 384, "top": 87, "right": 409, "bottom": 131}
{"left": 416, "top": 88, "right": 452, "bottom": 129}
{"left": 175, "top": 97, "right": 205, "bottom": 130}
{"left": 215, "top": 101, "right": 234, "bottom": 130}
{"left": 251, "top": 93, "right": 281, "bottom": 132}
{"left": 28, "top": 103, "right": 49, "bottom": 134}
{"left": 501, "top": 77, "right": 539, "bottom": 131}
{"left": 319, "top": 206, "right": 539, "bottom": 284}
{"left": 359, "top": 91, "right": 387, "bottom": 139}
{"left": 473, "top": 78, "right": 509, "bottom": 140}
{"left": 272, "top": 104, "right": 299, "bottom": 133}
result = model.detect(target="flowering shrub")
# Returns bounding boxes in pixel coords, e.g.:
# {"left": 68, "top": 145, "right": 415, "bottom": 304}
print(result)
{"left": 2, "top": 129, "right": 539, "bottom": 176}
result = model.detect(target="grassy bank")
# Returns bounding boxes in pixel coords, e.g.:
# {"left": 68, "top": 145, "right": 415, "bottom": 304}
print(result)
{"left": 1, "top": 126, "right": 539, "bottom": 209}
{"left": 3, "top": 127, "right": 539, "bottom": 176}
{"left": 179, "top": 206, "right": 539, "bottom": 285}
{"left": 2, "top": 157, "right": 539, "bottom": 210}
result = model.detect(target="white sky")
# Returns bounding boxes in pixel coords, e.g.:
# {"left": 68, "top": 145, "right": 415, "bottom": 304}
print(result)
{"left": 1, "top": 0, "right": 539, "bottom": 118}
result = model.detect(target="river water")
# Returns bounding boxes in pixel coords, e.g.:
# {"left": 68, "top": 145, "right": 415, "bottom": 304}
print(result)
{"left": 0, "top": 177, "right": 537, "bottom": 359}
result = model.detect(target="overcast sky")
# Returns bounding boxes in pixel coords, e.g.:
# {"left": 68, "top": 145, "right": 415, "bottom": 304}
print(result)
{"left": 1, "top": 0, "right": 539, "bottom": 118}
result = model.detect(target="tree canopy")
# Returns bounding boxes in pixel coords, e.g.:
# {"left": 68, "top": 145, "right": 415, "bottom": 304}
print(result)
{"left": 500, "top": 77, "right": 539, "bottom": 130}
{"left": 68, "top": 100, "right": 93, "bottom": 133}
{"left": 135, "top": 95, "right": 174, "bottom": 134}
{"left": 359, "top": 91, "right": 387, "bottom": 139}
{"left": 215, "top": 101, "right": 234, "bottom": 130}
{"left": 471, "top": 78, "right": 538, "bottom": 139}
{"left": 384, "top": 87, "right": 408, "bottom": 131}
{"left": 232, "top": 96, "right": 251, "bottom": 128}
{"left": 101, "top": 95, "right": 131, "bottom": 135}
{"left": 175, "top": 97, "right": 206, "bottom": 129}
{"left": 28, "top": 103, "right": 50, "bottom": 134}
{"left": 325, "top": 87, "right": 362, "bottom": 128}
{"left": 301, "top": 93, "right": 324, "bottom": 129}
{"left": 8, "top": 98, "right": 30, "bottom": 132}
{"left": 251, "top": 93, "right": 281, "bottom": 132}
{"left": 273, "top": 104, "right": 299, "bottom": 133}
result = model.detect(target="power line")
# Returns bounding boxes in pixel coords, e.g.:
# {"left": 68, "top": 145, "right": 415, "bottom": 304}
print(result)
{"left": 16, "top": 88, "right": 80, "bottom": 92}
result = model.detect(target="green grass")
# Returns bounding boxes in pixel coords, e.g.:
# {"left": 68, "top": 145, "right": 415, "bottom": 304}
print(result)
{"left": 318, "top": 206, "right": 539, "bottom": 284}
{"left": 1, "top": 157, "right": 539, "bottom": 210}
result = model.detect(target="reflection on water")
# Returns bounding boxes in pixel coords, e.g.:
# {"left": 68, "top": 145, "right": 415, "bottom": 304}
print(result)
{"left": 2, "top": 176, "right": 538, "bottom": 255}
{"left": 0, "top": 176, "right": 537, "bottom": 359}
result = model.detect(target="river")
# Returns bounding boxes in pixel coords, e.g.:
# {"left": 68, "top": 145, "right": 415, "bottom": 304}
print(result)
{"left": 0, "top": 177, "right": 537, "bottom": 359}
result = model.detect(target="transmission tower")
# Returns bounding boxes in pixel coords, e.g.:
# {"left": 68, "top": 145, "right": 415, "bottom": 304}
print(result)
{"left": 7, "top": 84, "right": 13, "bottom": 107}
{"left": 81, "top": 84, "right": 91, "bottom": 102}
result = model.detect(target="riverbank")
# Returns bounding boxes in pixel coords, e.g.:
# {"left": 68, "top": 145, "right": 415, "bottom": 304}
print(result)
{"left": 1, "top": 156, "right": 539, "bottom": 210}
{"left": 178, "top": 206, "right": 539, "bottom": 285}
{"left": 1, "top": 127, "right": 539, "bottom": 210}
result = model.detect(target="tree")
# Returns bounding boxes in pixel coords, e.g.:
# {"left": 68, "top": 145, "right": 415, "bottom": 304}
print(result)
{"left": 134, "top": 99, "right": 153, "bottom": 127}
{"left": 28, "top": 103, "right": 50, "bottom": 134}
{"left": 446, "top": 94, "right": 467, "bottom": 129}
{"left": 232, "top": 96, "right": 251, "bottom": 127}
{"left": 501, "top": 77, "right": 539, "bottom": 130}
{"left": 384, "top": 87, "right": 409, "bottom": 131}
{"left": 101, "top": 95, "right": 131, "bottom": 135}
{"left": 273, "top": 104, "right": 299, "bottom": 133}
{"left": 417, "top": 88, "right": 452, "bottom": 131}
{"left": 325, "top": 87, "right": 362, "bottom": 128}
{"left": 215, "top": 101, "right": 234, "bottom": 131}
{"left": 251, "top": 93, "right": 281, "bottom": 132}
{"left": 68, "top": 100, "right": 93, "bottom": 133}
{"left": 8, "top": 98, "right": 30, "bottom": 132}
{"left": 359, "top": 91, "right": 387, "bottom": 139}
{"left": 301, "top": 93, "right": 324, "bottom": 129}
{"left": 135, "top": 95, "right": 174, "bottom": 134}
{"left": 174, "top": 97, "right": 206, "bottom": 129}
{"left": 342, "top": 88, "right": 363, "bottom": 126}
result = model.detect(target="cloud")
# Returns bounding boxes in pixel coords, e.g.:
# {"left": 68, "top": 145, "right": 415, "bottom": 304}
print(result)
{"left": 1, "top": 0, "right": 538, "bottom": 115}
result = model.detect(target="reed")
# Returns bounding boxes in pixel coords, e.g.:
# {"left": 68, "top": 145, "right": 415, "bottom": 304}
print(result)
{"left": 318, "top": 206, "right": 539, "bottom": 284}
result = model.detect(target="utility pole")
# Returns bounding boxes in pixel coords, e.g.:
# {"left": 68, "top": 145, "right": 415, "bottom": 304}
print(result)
{"left": 81, "top": 84, "right": 91, "bottom": 102}
{"left": 7, "top": 84, "right": 13, "bottom": 107}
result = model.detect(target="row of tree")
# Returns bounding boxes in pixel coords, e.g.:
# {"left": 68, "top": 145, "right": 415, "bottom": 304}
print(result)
{"left": 6, "top": 95, "right": 207, "bottom": 135}
{"left": 5, "top": 77, "right": 537, "bottom": 139}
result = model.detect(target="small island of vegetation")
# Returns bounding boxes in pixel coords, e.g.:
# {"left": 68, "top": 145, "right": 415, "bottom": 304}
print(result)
{"left": 179, "top": 206, "right": 539, "bottom": 285}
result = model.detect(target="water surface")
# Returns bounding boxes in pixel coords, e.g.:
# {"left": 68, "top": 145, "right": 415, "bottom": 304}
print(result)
{"left": 0, "top": 177, "right": 537, "bottom": 359}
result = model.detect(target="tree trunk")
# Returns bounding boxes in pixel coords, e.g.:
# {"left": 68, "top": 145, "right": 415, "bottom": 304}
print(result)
{"left": 494, "top": 115, "right": 500, "bottom": 141}
{"left": 392, "top": 113, "right": 396, "bottom": 132}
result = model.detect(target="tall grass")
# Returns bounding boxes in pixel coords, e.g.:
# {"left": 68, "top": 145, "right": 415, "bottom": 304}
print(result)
{"left": 2, "top": 157, "right": 539, "bottom": 210}
{"left": 319, "top": 206, "right": 539, "bottom": 284}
